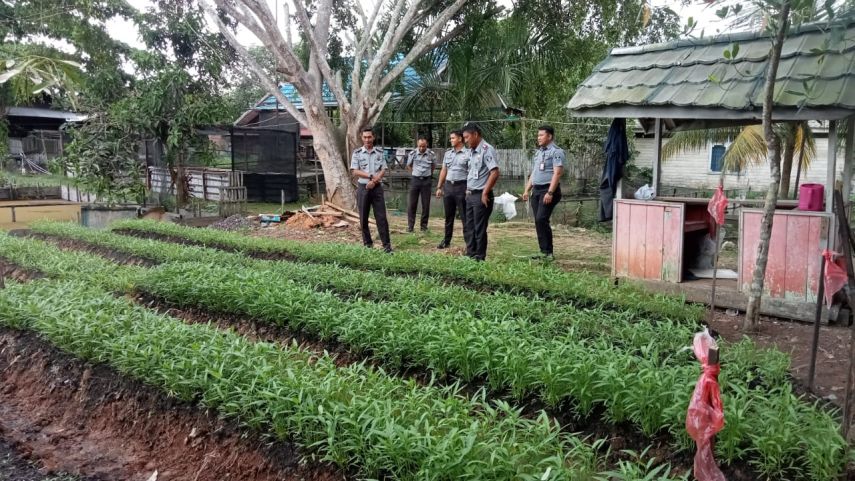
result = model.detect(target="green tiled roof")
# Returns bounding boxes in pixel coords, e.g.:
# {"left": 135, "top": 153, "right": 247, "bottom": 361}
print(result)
{"left": 568, "top": 18, "right": 855, "bottom": 122}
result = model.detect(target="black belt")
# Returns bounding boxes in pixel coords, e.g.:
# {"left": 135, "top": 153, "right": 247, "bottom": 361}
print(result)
{"left": 413, "top": 175, "right": 431, "bottom": 180}
{"left": 466, "top": 189, "right": 484, "bottom": 195}
{"left": 445, "top": 179, "right": 466, "bottom": 186}
{"left": 532, "top": 184, "right": 552, "bottom": 190}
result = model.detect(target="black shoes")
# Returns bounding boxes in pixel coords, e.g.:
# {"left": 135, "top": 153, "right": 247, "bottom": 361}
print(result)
{"left": 436, "top": 241, "right": 450, "bottom": 249}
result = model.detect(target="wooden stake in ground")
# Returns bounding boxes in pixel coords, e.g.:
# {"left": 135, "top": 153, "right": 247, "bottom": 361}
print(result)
{"left": 808, "top": 254, "right": 826, "bottom": 391}
{"left": 707, "top": 184, "right": 729, "bottom": 322}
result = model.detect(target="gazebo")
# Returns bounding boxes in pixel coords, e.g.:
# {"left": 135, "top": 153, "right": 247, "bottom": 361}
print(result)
{"left": 568, "top": 18, "right": 855, "bottom": 321}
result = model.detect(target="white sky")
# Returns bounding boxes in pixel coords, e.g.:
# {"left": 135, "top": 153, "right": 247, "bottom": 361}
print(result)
{"left": 104, "top": 0, "right": 733, "bottom": 51}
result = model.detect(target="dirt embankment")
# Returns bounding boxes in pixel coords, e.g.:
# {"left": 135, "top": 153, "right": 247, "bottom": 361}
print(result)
{"left": 0, "top": 328, "right": 344, "bottom": 481}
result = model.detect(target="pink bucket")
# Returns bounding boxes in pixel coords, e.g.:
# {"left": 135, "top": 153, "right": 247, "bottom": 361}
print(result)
{"left": 798, "top": 184, "right": 824, "bottom": 211}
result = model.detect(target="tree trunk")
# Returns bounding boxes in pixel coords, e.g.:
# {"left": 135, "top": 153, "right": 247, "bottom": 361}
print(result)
{"left": 744, "top": 2, "right": 791, "bottom": 331}
{"left": 304, "top": 100, "right": 357, "bottom": 210}
{"left": 779, "top": 125, "right": 796, "bottom": 197}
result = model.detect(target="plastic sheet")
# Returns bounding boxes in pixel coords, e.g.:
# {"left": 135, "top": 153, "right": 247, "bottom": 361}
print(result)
{"left": 686, "top": 329, "right": 726, "bottom": 481}
{"left": 822, "top": 250, "right": 848, "bottom": 307}
{"left": 634, "top": 184, "right": 655, "bottom": 200}
{"left": 494, "top": 192, "right": 518, "bottom": 220}
{"left": 707, "top": 185, "right": 728, "bottom": 226}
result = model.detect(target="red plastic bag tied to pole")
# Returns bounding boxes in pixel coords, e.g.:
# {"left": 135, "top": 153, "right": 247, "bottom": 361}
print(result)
{"left": 822, "top": 250, "right": 848, "bottom": 307}
{"left": 686, "top": 329, "right": 726, "bottom": 481}
{"left": 707, "top": 185, "right": 728, "bottom": 226}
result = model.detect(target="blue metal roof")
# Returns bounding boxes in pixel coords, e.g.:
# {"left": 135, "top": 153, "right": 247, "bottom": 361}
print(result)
{"left": 254, "top": 55, "right": 430, "bottom": 112}
{"left": 256, "top": 82, "right": 337, "bottom": 110}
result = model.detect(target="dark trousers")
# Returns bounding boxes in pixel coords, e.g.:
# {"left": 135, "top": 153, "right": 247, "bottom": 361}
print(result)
{"left": 465, "top": 190, "right": 494, "bottom": 261}
{"left": 357, "top": 184, "right": 391, "bottom": 249}
{"left": 407, "top": 176, "right": 432, "bottom": 230}
{"left": 442, "top": 181, "right": 470, "bottom": 246}
{"left": 530, "top": 185, "right": 561, "bottom": 255}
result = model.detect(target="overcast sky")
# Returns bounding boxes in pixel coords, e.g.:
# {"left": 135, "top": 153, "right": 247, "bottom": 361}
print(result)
{"left": 103, "top": 0, "right": 733, "bottom": 51}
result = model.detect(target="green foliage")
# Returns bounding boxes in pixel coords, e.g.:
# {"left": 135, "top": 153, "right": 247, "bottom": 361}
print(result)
{"left": 0, "top": 276, "right": 633, "bottom": 480}
{"left": 111, "top": 218, "right": 704, "bottom": 322}
{"left": 20, "top": 222, "right": 851, "bottom": 479}
{"left": 0, "top": 52, "right": 85, "bottom": 109}
{"left": 390, "top": 0, "right": 682, "bottom": 148}
{"left": 61, "top": 112, "right": 145, "bottom": 204}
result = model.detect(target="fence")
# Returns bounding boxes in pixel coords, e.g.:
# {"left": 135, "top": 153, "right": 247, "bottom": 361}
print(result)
{"left": 147, "top": 166, "right": 242, "bottom": 202}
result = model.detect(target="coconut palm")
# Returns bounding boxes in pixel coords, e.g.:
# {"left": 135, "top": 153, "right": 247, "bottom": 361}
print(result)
{"left": 661, "top": 121, "right": 816, "bottom": 197}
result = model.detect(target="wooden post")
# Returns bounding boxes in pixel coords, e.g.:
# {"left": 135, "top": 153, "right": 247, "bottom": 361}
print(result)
{"left": 281, "top": 189, "right": 285, "bottom": 214}
{"left": 202, "top": 171, "right": 208, "bottom": 201}
{"left": 652, "top": 118, "right": 663, "bottom": 197}
{"left": 832, "top": 190, "right": 855, "bottom": 439}
{"left": 808, "top": 254, "right": 827, "bottom": 391}
{"left": 708, "top": 226, "right": 723, "bottom": 322}
{"left": 827, "top": 121, "right": 839, "bottom": 215}
{"left": 844, "top": 118, "right": 855, "bottom": 211}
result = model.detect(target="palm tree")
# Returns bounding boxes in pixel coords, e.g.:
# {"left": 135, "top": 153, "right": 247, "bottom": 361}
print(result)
{"left": 661, "top": 121, "right": 816, "bottom": 198}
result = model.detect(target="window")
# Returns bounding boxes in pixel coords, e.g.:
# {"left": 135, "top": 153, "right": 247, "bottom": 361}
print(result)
{"left": 710, "top": 144, "right": 726, "bottom": 172}
{"left": 709, "top": 144, "right": 739, "bottom": 174}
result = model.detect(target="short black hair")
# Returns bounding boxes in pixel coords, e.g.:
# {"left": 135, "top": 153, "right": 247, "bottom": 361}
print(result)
{"left": 417, "top": 136, "right": 429, "bottom": 142}
{"left": 538, "top": 125, "right": 555, "bottom": 137}
{"left": 449, "top": 130, "right": 463, "bottom": 138}
{"left": 362, "top": 127, "right": 374, "bottom": 135}
{"left": 461, "top": 123, "right": 481, "bottom": 135}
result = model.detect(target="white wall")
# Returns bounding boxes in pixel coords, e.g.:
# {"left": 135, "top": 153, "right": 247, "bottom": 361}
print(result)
{"left": 632, "top": 137, "right": 845, "bottom": 193}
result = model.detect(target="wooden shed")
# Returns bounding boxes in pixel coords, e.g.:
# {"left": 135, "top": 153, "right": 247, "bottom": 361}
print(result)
{"left": 568, "top": 19, "right": 855, "bottom": 321}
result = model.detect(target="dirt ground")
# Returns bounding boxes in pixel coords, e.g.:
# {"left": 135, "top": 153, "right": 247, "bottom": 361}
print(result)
{"left": 236, "top": 213, "right": 612, "bottom": 272}
{"left": 0, "top": 328, "right": 344, "bottom": 481}
{"left": 709, "top": 309, "right": 852, "bottom": 409}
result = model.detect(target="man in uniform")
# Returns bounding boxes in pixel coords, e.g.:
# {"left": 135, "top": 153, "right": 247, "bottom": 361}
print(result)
{"left": 462, "top": 123, "right": 500, "bottom": 261}
{"left": 435, "top": 130, "right": 470, "bottom": 250}
{"left": 406, "top": 136, "right": 436, "bottom": 232}
{"left": 521, "top": 125, "right": 564, "bottom": 260}
{"left": 350, "top": 128, "right": 392, "bottom": 253}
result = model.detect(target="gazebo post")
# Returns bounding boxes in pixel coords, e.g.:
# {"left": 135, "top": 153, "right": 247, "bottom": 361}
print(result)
{"left": 652, "top": 118, "right": 663, "bottom": 196}
{"left": 827, "top": 121, "right": 839, "bottom": 250}
{"left": 827, "top": 120, "right": 839, "bottom": 215}
{"left": 843, "top": 117, "right": 854, "bottom": 207}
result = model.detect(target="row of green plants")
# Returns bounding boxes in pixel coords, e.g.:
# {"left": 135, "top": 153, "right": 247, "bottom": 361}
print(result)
{"left": 109, "top": 219, "right": 706, "bottom": 323}
{"left": 32, "top": 221, "right": 572, "bottom": 323}
{"left": 31, "top": 221, "right": 773, "bottom": 367}
{"left": 0, "top": 232, "right": 845, "bottom": 480}
{"left": 0, "top": 278, "right": 669, "bottom": 481}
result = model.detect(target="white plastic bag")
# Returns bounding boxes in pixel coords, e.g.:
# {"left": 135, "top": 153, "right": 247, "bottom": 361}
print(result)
{"left": 634, "top": 184, "right": 655, "bottom": 200}
{"left": 494, "top": 192, "right": 518, "bottom": 220}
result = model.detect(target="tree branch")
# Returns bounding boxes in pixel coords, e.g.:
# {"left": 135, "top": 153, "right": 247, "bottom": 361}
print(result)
{"left": 208, "top": 0, "right": 301, "bottom": 78}
{"left": 291, "top": 0, "right": 351, "bottom": 113}
{"left": 351, "top": 0, "right": 386, "bottom": 110}
{"left": 362, "top": 0, "right": 409, "bottom": 93}
{"left": 201, "top": 0, "right": 307, "bottom": 125}
{"left": 282, "top": 1, "right": 292, "bottom": 48}
{"left": 378, "top": 0, "right": 468, "bottom": 93}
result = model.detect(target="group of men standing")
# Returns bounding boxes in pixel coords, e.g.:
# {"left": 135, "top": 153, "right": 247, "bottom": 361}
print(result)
{"left": 349, "top": 123, "right": 564, "bottom": 261}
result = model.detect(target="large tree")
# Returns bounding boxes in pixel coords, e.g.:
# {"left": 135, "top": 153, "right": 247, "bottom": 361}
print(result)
{"left": 203, "top": 0, "right": 483, "bottom": 208}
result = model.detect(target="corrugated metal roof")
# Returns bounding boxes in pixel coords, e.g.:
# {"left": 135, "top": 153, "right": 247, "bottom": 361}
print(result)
{"left": 252, "top": 57, "right": 425, "bottom": 112}
{"left": 5, "top": 106, "right": 87, "bottom": 122}
{"left": 568, "top": 18, "right": 855, "bottom": 123}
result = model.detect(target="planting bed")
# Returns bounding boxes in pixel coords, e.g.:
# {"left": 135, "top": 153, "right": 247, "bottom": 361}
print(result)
{"left": 0, "top": 328, "right": 343, "bottom": 481}
{"left": 0, "top": 222, "right": 851, "bottom": 481}
{"left": 110, "top": 219, "right": 706, "bottom": 323}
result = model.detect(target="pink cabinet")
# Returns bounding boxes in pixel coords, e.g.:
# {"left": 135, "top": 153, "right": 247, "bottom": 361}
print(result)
{"left": 613, "top": 199, "right": 710, "bottom": 282}
{"left": 738, "top": 209, "right": 829, "bottom": 302}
